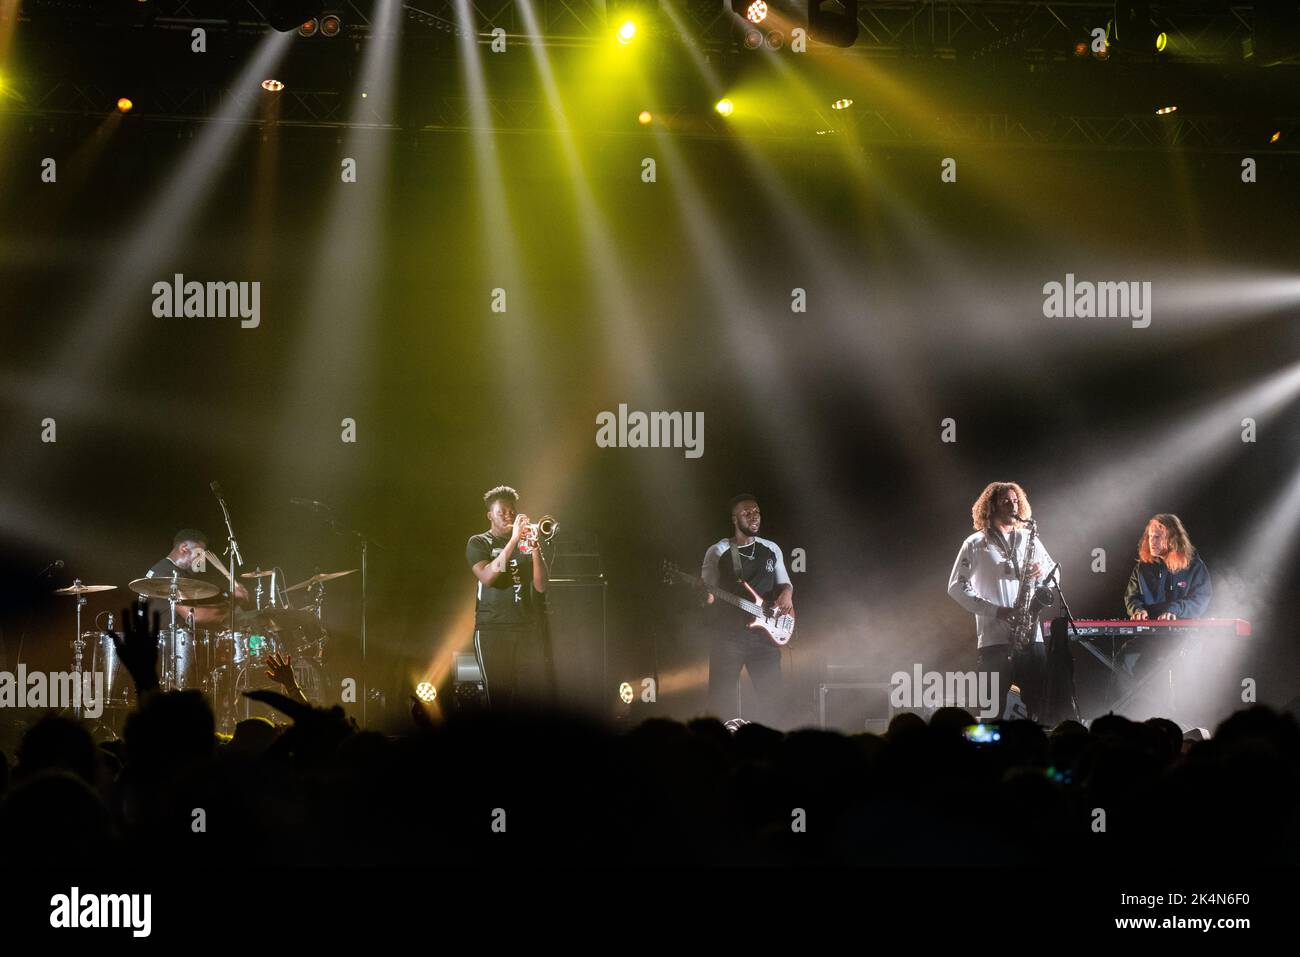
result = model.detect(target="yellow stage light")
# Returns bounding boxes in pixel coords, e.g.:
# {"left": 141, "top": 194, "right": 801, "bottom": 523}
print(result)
{"left": 617, "top": 20, "right": 637, "bottom": 45}
{"left": 715, "top": 98, "right": 734, "bottom": 117}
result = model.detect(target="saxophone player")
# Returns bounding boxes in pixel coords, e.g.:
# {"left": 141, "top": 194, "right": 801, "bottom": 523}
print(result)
{"left": 947, "top": 482, "right": 1058, "bottom": 719}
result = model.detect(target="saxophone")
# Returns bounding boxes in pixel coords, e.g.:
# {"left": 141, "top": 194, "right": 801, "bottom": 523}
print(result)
{"left": 1007, "top": 517, "right": 1043, "bottom": 652}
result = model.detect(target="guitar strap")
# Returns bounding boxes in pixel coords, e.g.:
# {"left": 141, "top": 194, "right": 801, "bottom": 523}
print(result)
{"left": 727, "top": 543, "right": 744, "bottom": 585}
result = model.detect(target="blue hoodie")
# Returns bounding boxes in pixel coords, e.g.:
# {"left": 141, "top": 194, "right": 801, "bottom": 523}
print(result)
{"left": 1123, "top": 554, "right": 1212, "bottom": 619}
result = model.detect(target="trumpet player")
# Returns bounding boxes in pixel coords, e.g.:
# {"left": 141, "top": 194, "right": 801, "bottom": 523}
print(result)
{"left": 466, "top": 485, "right": 550, "bottom": 709}
{"left": 947, "top": 482, "right": 1058, "bottom": 719}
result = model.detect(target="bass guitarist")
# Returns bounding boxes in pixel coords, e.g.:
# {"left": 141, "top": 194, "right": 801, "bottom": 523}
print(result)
{"left": 700, "top": 494, "right": 794, "bottom": 725}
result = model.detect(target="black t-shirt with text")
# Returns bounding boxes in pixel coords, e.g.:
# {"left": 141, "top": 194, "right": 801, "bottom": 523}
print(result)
{"left": 466, "top": 532, "right": 535, "bottom": 628}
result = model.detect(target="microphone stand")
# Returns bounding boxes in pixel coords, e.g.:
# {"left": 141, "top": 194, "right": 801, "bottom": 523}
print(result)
{"left": 1042, "top": 564, "right": 1082, "bottom": 722}
{"left": 212, "top": 484, "right": 243, "bottom": 640}
{"left": 293, "top": 499, "right": 382, "bottom": 727}
{"left": 333, "top": 522, "right": 380, "bottom": 727}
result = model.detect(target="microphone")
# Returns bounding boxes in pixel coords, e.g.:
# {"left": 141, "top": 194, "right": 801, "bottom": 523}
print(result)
{"left": 211, "top": 480, "right": 224, "bottom": 499}
{"left": 36, "top": 560, "right": 64, "bottom": 580}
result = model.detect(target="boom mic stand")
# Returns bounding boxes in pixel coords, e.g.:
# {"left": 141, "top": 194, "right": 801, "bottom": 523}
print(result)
{"left": 291, "top": 498, "right": 382, "bottom": 726}
{"left": 211, "top": 481, "right": 243, "bottom": 640}
{"left": 1042, "top": 564, "right": 1082, "bottom": 723}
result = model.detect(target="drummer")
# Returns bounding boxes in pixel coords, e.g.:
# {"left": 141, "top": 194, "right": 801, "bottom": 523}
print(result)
{"left": 145, "top": 528, "right": 249, "bottom": 628}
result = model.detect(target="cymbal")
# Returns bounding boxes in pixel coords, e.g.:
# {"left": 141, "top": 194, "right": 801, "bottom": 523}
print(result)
{"left": 128, "top": 577, "right": 220, "bottom": 601}
{"left": 53, "top": 583, "right": 117, "bottom": 595}
{"left": 240, "top": 570, "right": 277, "bottom": 580}
{"left": 284, "top": 569, "right": 358, "bottom": 593}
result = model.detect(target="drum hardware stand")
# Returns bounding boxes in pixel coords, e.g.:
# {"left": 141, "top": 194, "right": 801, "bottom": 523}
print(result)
{"left": 210, "top": 481, "right": 243, "bottom": 644}
{"left": 162, "top": 572, "right": 181, "bottom": 692}
{"left": 89, "top": 612, "right": 119, "bottom": 739}
{"left": 71, "top": 580, "right": 87, "bottom": 720}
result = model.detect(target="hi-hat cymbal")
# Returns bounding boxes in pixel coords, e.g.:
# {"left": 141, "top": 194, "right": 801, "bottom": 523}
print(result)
{"left": 284, "top": 569, "right": 358, "bottom": 593}
{"left": 240, "top": 570, "right": 277, "bottom": 580}
{"left": 128, "top": 577, "right": 220, "bottom": 601}
{"left": 53, "top": 583, "right": 118, "bottom": 595}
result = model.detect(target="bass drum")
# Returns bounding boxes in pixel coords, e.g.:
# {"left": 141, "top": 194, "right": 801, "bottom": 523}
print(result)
{"left": 215, "top": 657, "right": 325, "bottom": 732}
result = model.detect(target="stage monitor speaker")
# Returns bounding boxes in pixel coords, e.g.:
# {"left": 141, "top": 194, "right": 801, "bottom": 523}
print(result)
{"left": 544, "top": 579, "right": 607, "bottom": 718}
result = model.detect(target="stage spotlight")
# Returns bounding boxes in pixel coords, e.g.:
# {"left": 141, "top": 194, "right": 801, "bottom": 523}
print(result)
{"left": 261, "top": 79, "right": 285, "bottom": 92}
{"left": 832, "top": 97, "right": 853, "bottom": 110}
{"left": 616, "top": 19, "right": 638, "bottom": 44}
{"left": 116, "top": 97, "right": 133, "bottom": 113}
{"left": 1155, "top": 30, "right": 1168, "bottom": 52}
{"left": 742, "top": 0, "right": 768, "bottom": 24}
{"left": 765, "top": 30, "right": 783, "bottom": 49}
{"left": 298, "top": 18, "right": 318, "bottom": 37}
{"left": 266, "top": 1, "right": 324, "bottom": 33}
{"left": 1074, "top": 40, "right": 1088, "bottom": 56}
{"left": 1156, "top": 104, "right": 1177, "bottom": 115}
{"left": 743, "top": 29, "right": 763, "bottom": 49}
{"left": 320, "top": 13, "right": 342, "bottom": 36}
{"left": 715, "top": 97, "right": 734, "bottom": 116}
{"left": 618, "top": 682, "right": 635, "bottom": 704}
{"left": 638, "top": 110, "right": 653, "bottom": 124}
{"left": 415, "top": 681, "right": 437, "bottom": 703}
{"left": 1270, "top": 130, "right": 1282, "bottom": 143}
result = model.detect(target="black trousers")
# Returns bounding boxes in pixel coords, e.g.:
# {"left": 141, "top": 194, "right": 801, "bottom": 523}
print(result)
{"left": 708, "top": 629, "right": 783, "bottom": 724}
{"left": 976, "top": 642, "right": 1047, "bottom": 720}
{"left": 474, "top": 624, "right": 550, "bottom": 710}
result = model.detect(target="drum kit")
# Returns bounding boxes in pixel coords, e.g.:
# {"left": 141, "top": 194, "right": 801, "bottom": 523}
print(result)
{"left": 54, "top": 564, "right": 357, "bottom": 735}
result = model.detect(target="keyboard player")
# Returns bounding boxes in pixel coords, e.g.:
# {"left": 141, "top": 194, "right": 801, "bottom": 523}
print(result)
{"left": 1121, "top": 514, "right": 1212, "bottom": 677}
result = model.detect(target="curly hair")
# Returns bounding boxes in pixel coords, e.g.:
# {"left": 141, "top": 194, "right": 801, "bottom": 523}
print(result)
{"left": 1138, "top": 514, "right": 1195, "bottom": 573}
{"left": 483, "top": 485, "right": 519, "bottom": 508}
{"left": 970, "top": 481, "right": 1032, "bottom": 531}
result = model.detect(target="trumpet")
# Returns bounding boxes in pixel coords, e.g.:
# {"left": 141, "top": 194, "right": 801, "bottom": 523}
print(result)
{"left": 518, "top": 515, "right": 559, "bottom": 554}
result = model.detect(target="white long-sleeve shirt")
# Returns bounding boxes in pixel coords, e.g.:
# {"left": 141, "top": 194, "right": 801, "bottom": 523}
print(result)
{"left": 947, "top": 528, "right": 1059, "bottom": 649}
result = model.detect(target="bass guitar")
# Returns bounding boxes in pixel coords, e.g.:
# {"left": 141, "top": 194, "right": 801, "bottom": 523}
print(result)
{"left": 662, "top": 561, "right": 795, "bottom": 646}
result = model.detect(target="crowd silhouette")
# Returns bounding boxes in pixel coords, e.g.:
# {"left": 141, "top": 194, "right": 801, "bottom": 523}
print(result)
{"left": 2, "top": 604, "right": 1297, "bottom": 867}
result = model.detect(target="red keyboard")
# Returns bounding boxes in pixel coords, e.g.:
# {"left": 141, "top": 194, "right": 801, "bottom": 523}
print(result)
{"left": 1043, "top": 618, "right": 1252, "bottom": 639}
